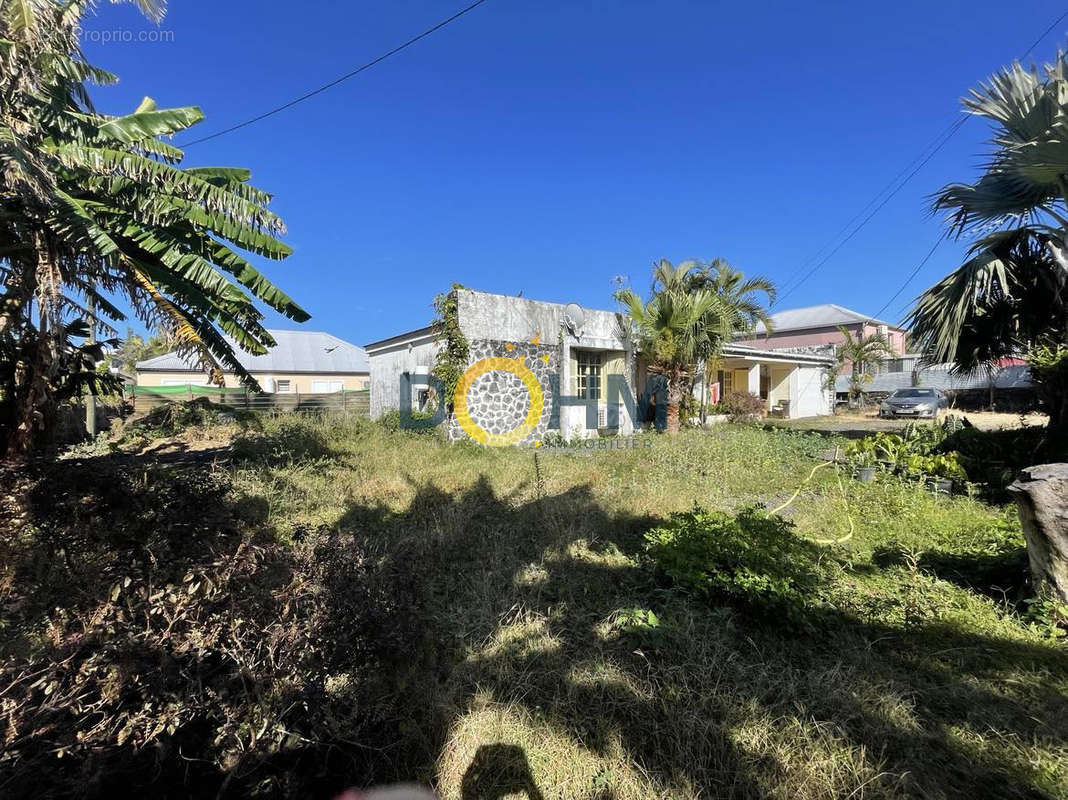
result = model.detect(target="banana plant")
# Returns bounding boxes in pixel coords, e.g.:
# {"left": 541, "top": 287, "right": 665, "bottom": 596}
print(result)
{"left": 0, "top": 0, "right": 308, "bottom": 453}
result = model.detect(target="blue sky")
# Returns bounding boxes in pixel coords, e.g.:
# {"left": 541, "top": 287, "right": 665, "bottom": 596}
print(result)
{"left": 82, "top": 0, "right": 1068, "bottom": 345}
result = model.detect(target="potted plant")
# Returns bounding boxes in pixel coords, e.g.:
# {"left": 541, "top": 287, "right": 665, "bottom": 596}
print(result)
{"left": 843, "top": 439, "right": 879, "bottom": 482}
{"left": 925, "top": 453, "right": 966, "bottom": 495}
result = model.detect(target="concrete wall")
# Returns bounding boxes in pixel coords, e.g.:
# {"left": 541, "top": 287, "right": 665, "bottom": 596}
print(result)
{"left": 367, "top": 331, "right": 440, "bottom": 419}
{"left": 456, "top": 289, "right": 628, "bottom": 346}
{"left": 456, "top": 290, "right": 636, "bottom": 440}
{"left": 136, "top": 370, "right": 368, "bottom": 392}
{"left": 769, "top": 366, "right": 792, "bottom": 409}
{"left": 792, "top": 365, "right": 829, "bottom": 418}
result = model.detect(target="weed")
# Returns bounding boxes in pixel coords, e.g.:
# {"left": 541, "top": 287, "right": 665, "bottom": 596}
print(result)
{"left": 3, "top": 420, "right": 1066, "bottom": 799}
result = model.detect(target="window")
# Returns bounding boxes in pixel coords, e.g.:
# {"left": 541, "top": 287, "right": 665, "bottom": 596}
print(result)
{"left": 718, "top": 370, "right": 734, "bottom": 393}
{"left": 275, "top": 379, "right": 292, "bottom": 393}
{"left": 311, "top": 380, "right": 343, "bottom": 393}
{"left": 576, "top": 351, "right": 602, "bottom": 400}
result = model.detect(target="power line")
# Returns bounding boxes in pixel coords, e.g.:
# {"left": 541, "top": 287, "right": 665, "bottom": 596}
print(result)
{"left": 775, "top": 117, "right": 963, "bottom": 299}
{"left": 857, "top": 6, "right": 1068, "bottom": 326}
{"left": 180, "top": 0, "right": 492, "bottom": 148}
{"left": 869, "top": 234, "right": 945, "bottom": 322}
{"left": 774, "top": 6, "right": 1068, "bottom": 306}
{"left": 776, "top": 117, "right": 965, "bottom": 303}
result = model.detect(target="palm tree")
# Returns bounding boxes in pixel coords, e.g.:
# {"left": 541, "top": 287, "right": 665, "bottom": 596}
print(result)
{"left": 683, "top": 259, "right": 775, "bottom": 419}
{"left": 835, "top": 326, "right": 894, "bottom": 407}
{"left": 906, "top": 48, "right": 1068, "bottom": 436}
{"left": 615, "top": 279, "right": 722, "bottom": 435}
{"left": 1, "top": 0, "right": 308, "bottom": 453}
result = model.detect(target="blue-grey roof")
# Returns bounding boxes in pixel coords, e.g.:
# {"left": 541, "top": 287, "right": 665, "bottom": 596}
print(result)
{"left": 136, "top": 329, "right": 369, "bottom": 374}
{"left": 751, "top": 304, "right": 899, "bottom": 335}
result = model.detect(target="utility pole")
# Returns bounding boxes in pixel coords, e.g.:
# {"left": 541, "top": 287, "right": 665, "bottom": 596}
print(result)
{"left": 85, "top": 289, "right": 97, "bottom": 438}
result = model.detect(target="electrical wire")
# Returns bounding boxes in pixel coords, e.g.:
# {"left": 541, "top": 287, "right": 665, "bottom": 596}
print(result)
{"left": 775, "top": 7, "right": 1068, "bottom": 306}
{"left": 775, "top": 117, "right": 966, "bottom": 305}
{"left": 180, "top": 0, "right": 492, "bottom": 147}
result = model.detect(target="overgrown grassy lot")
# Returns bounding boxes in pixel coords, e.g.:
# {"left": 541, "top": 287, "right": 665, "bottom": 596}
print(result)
{"left": 2, "top": 414, "right": 1066, "bottom": 799}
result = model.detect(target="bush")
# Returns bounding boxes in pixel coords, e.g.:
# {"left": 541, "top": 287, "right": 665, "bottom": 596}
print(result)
{"left": 121, "top": 397, "right": 259, "bottom": 442}
{"left": 643, "top": 507, "right": 830, "bottom": 619}
{"left": 378, "top": 408, "right": 441, "bottom": 436}
{"left": 718, "top": 390, "right": 765, "bottom": 422}
{"left": 232, "top": 415, "right": 333, "bottom": 463}
{"left": 0, "top": 460, "right": 420, "bottom": 798}
{"left": 937, "top": 425, "right": 1055, "bottom": 496}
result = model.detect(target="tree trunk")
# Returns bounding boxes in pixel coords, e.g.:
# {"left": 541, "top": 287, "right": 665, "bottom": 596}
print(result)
{"left": 1008, "top": 463, "right": 1068, "bottom": 603}
{"left": 664, "top": 377, "right": 684, "bottom": 435}
{"left": 6, "top": 242, "right": 58, "bottom": 458}
{"left": 700, "top": 363, "right": 708, "bottom": 425}
{"left": 665, "top": 399, "right": 680, "bottom": 435}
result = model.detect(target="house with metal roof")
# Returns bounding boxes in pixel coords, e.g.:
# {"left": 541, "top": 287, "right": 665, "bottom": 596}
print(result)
{"left": 366, "top": 289, "right": 833, "bottom": 443}
{"left": 135, "top": 329, "right": 369, "bottom": 394}
{"left": 734, "top": 303, "right": 908, "bottom": 366}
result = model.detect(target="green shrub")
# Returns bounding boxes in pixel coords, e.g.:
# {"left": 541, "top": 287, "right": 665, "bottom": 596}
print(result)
{"left": 937, "top": 425, "right": 1055, "bottom": 496}
{"left": 378, "top": 408, "right": 402, "bottom": 433}
{"left": 377, "top": 408, "right": 440, "bottom": 436}
{"left": 678, "top": 392, "right": 700, "bottom": 426}
{"left": 643, "top": 507, "right": 830, "bottom": 619}
{"left": 844, "top": 424, "right": 967, "bottom": 483}
{"left": 121, "top": 397, "right": 258, "bottom": 441}
{"left": 232, "top": 416, "right": 333, "bottom": 463}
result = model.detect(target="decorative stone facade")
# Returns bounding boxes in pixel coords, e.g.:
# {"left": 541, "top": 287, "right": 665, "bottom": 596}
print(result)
{"left": 446, "top": 338, "right": 559, "bottom": 444}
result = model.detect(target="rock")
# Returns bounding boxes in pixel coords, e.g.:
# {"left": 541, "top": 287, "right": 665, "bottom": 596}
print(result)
{"left": 1008, "top": 463, "right": 1068, "bottom": 603}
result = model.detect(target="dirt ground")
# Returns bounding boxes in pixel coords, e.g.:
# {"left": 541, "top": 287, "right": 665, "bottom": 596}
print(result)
{"left": 769, "top": 410, "right": 1049, "bottom": 436}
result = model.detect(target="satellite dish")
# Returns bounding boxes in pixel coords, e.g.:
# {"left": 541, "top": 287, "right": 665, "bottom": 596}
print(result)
{"left": 563, "top": 303, "right": 585, "bottom": 336}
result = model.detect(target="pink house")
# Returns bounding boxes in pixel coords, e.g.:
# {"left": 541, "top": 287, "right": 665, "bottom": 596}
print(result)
{"left": 734, "top": 304, "right": 907, "bottom": 374}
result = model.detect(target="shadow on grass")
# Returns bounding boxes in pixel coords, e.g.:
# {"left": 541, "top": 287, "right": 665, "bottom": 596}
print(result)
{"left": 872, "top": 543, "right": 1032, "bottom": 604}
{"left": 330, "top": 477, "right": 1066, "bottom": 799}
{"left": 461, "top": 744, "right": 545, "bottom": 800}
{"left": 1, "top": 453, "right": 1066, "bottom": 799}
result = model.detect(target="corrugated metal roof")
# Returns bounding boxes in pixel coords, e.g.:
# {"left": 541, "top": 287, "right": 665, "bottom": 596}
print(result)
{"left": 835, "top": 364, "right": 1032, "bottom": 393}
{"left": 751, "top": 304, "right": 898, "bottom": 335}
{"left": 136, "top": 330, "right": 369, "bottom": 374}
{"left": 722, "top": 343, "right": 833, "bottom": 364}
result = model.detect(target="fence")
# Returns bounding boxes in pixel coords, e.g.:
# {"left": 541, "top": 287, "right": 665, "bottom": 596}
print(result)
{"left": 125, "top": 384, "right": 370, "bottom": 416}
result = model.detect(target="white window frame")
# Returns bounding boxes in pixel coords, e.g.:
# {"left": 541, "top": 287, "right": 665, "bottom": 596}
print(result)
{"left": 311, "top": 380, "right": 344, "bottom": 393}
{"left": 275, "top": 379, "right": 292, "bottom": 394}
{"left": 576, "top": 351, "right": 602, "bottom": 400}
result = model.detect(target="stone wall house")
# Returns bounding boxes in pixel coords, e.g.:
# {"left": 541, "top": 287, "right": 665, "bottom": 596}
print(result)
{"left": 366, "top": 289, "right": 636, "bottom": 443}
{"left": 367, "top": 289, "right": 836, "bottom": 445}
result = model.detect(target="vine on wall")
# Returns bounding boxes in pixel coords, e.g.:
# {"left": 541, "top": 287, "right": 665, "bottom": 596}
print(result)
{"left": 431, "top": 283, "right": 470, "bottom": 411}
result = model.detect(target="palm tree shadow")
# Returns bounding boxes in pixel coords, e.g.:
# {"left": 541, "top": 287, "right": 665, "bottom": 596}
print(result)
{"left": 461, "top": 744, "right": 545, "bottom": 800}
{"left": 338, "top": 474, "right": 1068, "bottom": 799}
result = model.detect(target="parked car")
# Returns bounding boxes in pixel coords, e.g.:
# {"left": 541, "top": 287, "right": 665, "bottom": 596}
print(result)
{"left": 878, "top": 388, "right": 948, "bottom": 418}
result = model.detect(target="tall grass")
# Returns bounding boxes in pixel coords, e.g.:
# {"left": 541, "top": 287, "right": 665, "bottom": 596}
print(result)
{"left": 226, "top": 416, "right": 1067, "bottom": 799}
{"left": 2, "top": 415, "right": 1065, "bottom": 799}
